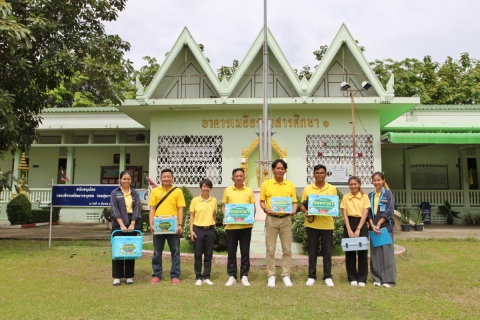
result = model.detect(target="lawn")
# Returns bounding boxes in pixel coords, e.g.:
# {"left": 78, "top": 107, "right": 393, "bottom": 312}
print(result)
{"left": 0, "top": 238, "right": 479, "bottom": 319}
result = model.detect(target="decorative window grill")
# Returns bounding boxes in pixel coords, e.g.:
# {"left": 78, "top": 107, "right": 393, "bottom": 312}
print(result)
{"left": 156, "top": 135, "right": 223, "bottom": 185}
{"left": 306, "top": 134, "right": 374, "bottom": 184}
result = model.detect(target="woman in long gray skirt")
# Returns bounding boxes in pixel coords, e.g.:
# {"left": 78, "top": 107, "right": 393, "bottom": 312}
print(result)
{"left": 367, "top": 172, "right": 396, "bottom": 288}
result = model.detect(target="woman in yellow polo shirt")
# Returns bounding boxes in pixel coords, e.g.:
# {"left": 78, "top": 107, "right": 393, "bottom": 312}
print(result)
{"left": 189, "top": 179, "right": 217, "bottom": 286}
{"left": 340, "top": 176, "right": 370, "bottom": 287}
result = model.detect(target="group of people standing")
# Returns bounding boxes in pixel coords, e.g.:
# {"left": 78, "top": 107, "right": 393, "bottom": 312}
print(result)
{"left": 109, "top": 163, "right": 396, "bottom": 288}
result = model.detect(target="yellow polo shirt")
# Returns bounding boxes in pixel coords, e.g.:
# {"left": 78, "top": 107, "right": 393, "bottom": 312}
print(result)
{"left": 148, "top": 186, "right": 186, "bottom": 221}
{"left": 222, "top": 185, "right": 255, "bottom": 230}
{"left": 123, "top": 189, "right": 133, "bottom": 214}
{"left": 340, "top": 192, "right": 370, "bottom": 218}
{"left": 190, "top": 196, "right": 217, "bottom": 227}
{"left": 374, "top": 192, "right": 381, "bottom": 215}
{"left": 260, "top": 178, "right": 297, "bottom": 209}
{"left": 301, "top": 182, "right": 337, "bottom": 230}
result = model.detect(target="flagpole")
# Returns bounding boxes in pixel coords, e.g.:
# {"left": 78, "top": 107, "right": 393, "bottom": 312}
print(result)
{"left": 259, "top": 0, "right": 270, "bottom": 187}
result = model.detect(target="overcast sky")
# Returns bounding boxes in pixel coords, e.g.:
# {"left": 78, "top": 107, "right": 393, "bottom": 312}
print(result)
{"left": 105, "top": 0, "right": 479, "bottom": 72}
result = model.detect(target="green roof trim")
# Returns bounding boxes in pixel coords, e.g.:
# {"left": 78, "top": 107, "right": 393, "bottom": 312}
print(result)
{"left": 412, "top": 105, "right": 480, "bottom": 111}
{"left": 381, "top": 132, "right": 480, "bottom": 144}
{"left": 41, "top": 107, "right": 119, "bottom": 113}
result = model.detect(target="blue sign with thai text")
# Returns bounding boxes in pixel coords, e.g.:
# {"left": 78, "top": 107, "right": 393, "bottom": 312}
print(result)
{"left": 51, "top": 185, "right": 117, "bottom": 207}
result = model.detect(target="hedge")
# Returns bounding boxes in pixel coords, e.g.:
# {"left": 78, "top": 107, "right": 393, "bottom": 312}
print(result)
{"left": 7, "top": 194, "right": 60, "bottom": 225}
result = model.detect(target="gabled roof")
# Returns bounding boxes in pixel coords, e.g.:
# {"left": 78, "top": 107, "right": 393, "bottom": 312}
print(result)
{"left": 122, "top": 24, "right": 419, "bottom": 128}
{"left": 138, "top": 27, "right": 221, "bottom": 100}
{"left": 308, "top": 23, "right": 388, "bottom": 99}
{"left": 227, "top": 28, "right": 301, "bottom": 99}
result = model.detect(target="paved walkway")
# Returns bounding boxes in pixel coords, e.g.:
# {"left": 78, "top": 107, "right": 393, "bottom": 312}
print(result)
{"left": 1, "top": 222, "right": 478, "bottom": 266}
{"left": 1, "top": 222, "right": 479, "bottom": 240}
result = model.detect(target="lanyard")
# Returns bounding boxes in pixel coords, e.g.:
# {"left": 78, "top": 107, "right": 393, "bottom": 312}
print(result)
{"left": 370, "top": 187, "right": 385, "bottom": 221}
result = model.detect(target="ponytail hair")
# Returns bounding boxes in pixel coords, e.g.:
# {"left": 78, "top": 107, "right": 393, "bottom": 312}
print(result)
{"left": 371, "top": 172, "right": 390, "bottom": 190}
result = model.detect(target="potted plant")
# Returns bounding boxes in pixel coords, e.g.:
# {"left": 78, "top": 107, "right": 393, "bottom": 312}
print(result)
{"left": 412, "top": 210, "right": 424, "bottom": 231}
{"left": 462, "top": 212, "right": 475, "bottom": 225}
{"left": 100, "top": 208, "right": 112, "bottom": 230}
{"left": 436, "top": 201, "right": 460, "bottom": 225}
{"left": 399, "top": 207, "right": 411, "bottom": 231}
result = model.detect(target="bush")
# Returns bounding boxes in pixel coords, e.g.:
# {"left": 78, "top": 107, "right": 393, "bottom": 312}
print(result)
{"left": 6, "top": 194, "right": 32, "bottom": 225}
{"left": 291, "top": 189, "right": 344, "bottom": 255}
{"left": 30, "top": 208, "right": 60, "bottom": 223}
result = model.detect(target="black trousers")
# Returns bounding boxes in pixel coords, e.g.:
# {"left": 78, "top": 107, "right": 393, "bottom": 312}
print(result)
{"left": 193, "top": 225, "right": 215, "bottom": 280}
{"left": 306, "top": 227, "right": 333, "bottom": 280}
{"left": 111, "top": 227, "right": 138, "bottom": 279}
{"left": 343, "top": 217, "right": 369, "bottom": 282}
{"left": 226, "top": 228, "right": 252, "bottom": 279}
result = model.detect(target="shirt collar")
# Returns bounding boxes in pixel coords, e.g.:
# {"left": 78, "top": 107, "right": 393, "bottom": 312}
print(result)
{"left": 347, "top": 192, "right": 362, "bottom": 200}
{"left": 311, "top": 182, "right": 330, "bottom": 192}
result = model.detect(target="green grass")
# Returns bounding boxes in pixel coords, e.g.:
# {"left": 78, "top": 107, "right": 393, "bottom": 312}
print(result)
{"left": 142, "top": 240, "right": 227, "bottom": 255}
{"left": 0, "top": 239, "right": 479, "bottom": 319}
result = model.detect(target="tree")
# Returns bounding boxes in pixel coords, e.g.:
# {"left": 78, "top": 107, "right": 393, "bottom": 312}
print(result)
{"left": 371, "top": 53, "right": 480, "bottom": 104}
{"left": 217, "top": 59, "right": 239, "bottom": 82}
{"left": 0, "top": 0, "right": 132, "bottom": 158}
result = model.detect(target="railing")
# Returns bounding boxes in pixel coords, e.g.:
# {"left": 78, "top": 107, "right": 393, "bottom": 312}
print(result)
{"left": 3, "top": 188, "right": 480, "bottom": 208}
{"left": 393, "top": 190, "right": 480, "bottom": 207}
{"left": 0, "top": 188, "right": 51, "bottom": 203}
{"left": 470, "top": 191, "right": 480, "bottom": 206}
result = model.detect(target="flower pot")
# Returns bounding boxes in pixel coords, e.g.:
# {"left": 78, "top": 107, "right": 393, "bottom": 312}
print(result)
{"left": 401, "top": 224, "right": 411, "bottom": 232}
{"left": 414, "top": 224, "right": 424, "bottom": 231}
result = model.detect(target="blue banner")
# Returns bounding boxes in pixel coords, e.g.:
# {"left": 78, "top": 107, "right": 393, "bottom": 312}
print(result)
{"left": 51, "top": 185, "right": 118, "bottom": 207}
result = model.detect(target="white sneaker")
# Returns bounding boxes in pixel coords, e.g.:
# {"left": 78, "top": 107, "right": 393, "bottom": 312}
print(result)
{"left": 203, "top": 279, "right": 214, "bottom": 286}
{"left": 126, "top": 278, "right": 134, "bottom": 285}
{"left": 195, "top": 279, "right": 202, "bottom": 286}
{"left": 373, "top": 282, "right": 381, "bottom": 287}
{"left": 305, "top": 278, "right": 316, "bottom": 286}
{"left": 241, "top": 276, "right": 250, "bottom": 286}
{"left": 358, "top": 282, "right": 366, "bottom": 287}
{"left": 113, "top": 278, "right": 120, "bottom": 286}
{"left": 350, "top": 281, "right": 358, "bottom": 286}
{"left": 382, "top": 283, "right": 392, "bottom": 288}
{"left": 225, "top": 276, "right": 236, "bottom": 286}
{"left": 324, "top": 278, "right": 334, "bottom": 287}
{"left": 283, "top": 276, "right": 293, "bottom": 287}
{"left": 267, "top": 276, "right": 276, "bottom": 287}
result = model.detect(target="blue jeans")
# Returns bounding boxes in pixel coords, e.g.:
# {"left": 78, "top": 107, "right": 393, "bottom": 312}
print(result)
{"left": 152, "top": 234, "right": 181, "bottom": 279}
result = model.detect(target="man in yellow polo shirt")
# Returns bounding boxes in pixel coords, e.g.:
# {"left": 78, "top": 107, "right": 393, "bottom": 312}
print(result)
{"left": 222, "top": 168, "right": 256, "bottom": 287}
{"left": 260, "top": 159, "right": 297, "bottom": 288}
{"left": 300, "top": 164, "right": 337, "bottom": 287}
{"left": 148, "top": 168, "right": 186, "bottom": 285}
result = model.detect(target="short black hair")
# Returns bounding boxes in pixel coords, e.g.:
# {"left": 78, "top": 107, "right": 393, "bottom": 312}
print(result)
{"left": 232, "top": 168, "right": 245, "bottom": 176}
{"left": 271, "top": 159, "right": 287, "bottom": 170}
{"left": 313, "top": 164, "right": 327, "bottom": 172}
{"left": 199, "top": 178, "right": 213, "bottom": 188}
{"left": 161, "top": 168, "right": 173, "bottom": 176}
{"left": 119, "top": 170, "right": 133, "bottom": 180}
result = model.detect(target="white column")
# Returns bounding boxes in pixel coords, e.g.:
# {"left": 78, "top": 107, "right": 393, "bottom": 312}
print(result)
{"left": 459, "top": 147, "right": 470, "bottom": 206}
{"left": 66, "top": 147, "right": 74, "bottom": 184}
{"left": 119, "top": 146, "right": 126, "bottom": 173}
{"left": 403, "top": 147, "right": 412, "bottom": 208}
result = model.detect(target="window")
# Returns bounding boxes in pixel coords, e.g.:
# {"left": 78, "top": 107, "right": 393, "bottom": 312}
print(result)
{"left": 156, "top": 135, "right": 223, "bottom": 185}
